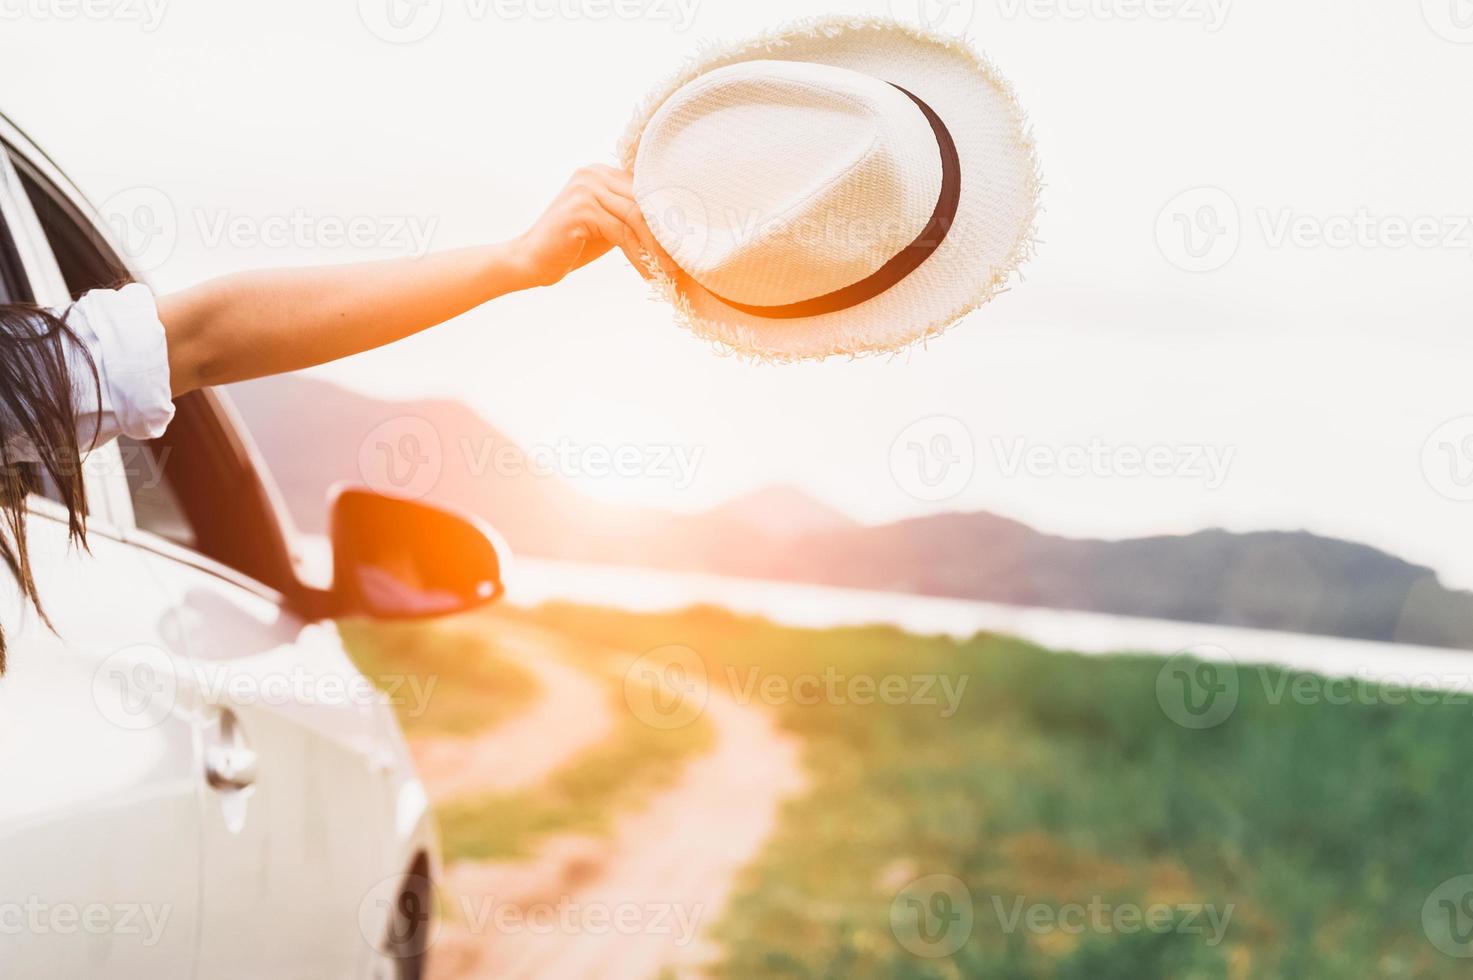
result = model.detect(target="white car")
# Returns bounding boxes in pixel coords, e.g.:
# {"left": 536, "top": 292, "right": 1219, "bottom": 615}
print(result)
{"left": 0, "top": 115, "right": 504, "bottom": 977}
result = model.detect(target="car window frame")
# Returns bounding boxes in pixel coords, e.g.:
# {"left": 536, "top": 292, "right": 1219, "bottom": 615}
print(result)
{"left": 0, "top": 134, "right": 130, "bottom": 533}
{"left": 0, "top": 200, "right": 30, "bottom": 303}
{"left": 1, "top": 122, "right": 310, "bottom": 608}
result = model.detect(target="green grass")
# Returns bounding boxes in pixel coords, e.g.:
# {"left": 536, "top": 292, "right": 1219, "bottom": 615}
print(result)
{"left": 339, "top": 613, "right": 539, "bottom": 736}
{"left": 513, "top": 602, "right": 1473, "bottom": 980}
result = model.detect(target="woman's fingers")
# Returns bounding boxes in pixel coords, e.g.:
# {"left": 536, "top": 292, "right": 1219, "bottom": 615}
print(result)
{"left": 589, "top": 188, "right": 661, "bottom": 281}
{"left": 579, "top": 201, "right": 648, "bottom": 278}
{"left": 584, "top": 166, "right": 679, "bottom": 280}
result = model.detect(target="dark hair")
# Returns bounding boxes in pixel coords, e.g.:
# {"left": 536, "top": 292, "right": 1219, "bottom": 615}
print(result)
{"left": 0, "top": 304, "right": 99, "bottom": 673}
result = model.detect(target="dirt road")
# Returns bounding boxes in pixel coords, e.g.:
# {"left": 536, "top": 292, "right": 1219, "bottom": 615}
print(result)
{"left": 419, "top": 623, "right": 805, "bottom": 979}
{"left": 410, "top": 623, "right": 616, "bottom": 802}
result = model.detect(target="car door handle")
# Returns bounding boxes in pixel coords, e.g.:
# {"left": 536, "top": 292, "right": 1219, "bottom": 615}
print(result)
{"left": 205, "top": 744, "right": 258, "bottom": 791}
{"left": 204, "top": 708, "right": 258, "bottom": 792}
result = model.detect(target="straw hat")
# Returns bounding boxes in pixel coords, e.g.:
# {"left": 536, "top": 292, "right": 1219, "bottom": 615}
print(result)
{"left": 619, "top": 15, "right": 1040, "bottom": 362}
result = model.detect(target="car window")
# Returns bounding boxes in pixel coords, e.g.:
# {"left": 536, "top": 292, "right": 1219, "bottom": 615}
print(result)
{"left": 119, "top": 391, "right": 297, "bottom": 594}
{"left": 3, "top": 152, "right": 297, "bottom": 593}
{"left": 117, "top": 435, "right": 197, "bottom": 551}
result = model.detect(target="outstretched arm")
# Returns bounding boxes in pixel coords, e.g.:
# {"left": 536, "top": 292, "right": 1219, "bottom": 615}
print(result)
{"left": 158, "top": 165, "right": 661, "bottom": 395}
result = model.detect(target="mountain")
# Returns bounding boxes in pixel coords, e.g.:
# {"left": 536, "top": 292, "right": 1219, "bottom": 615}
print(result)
{"left": 708, "top": 486, "right": 859, "bottom": 540}
{"left": 225, "top": 374, "right": 766, "bottom": 569}
{"left": 225, "top": 374, "right": 1473, "bottom": 651}
{"left": 226, "top": 374, "right": 585, "bottom": 546}
{"left": 746, "top": 515, "right": 1473, "bottom": 649}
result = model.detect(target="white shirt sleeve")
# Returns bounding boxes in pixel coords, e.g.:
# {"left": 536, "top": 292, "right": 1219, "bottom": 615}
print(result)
{"left": 4, "top": 283, "right": 175, "bottom": 462}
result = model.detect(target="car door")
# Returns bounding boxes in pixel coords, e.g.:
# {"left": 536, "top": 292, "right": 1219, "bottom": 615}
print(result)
{"left": 115, "top": 396, "right": 388, "bottom": 979}
{"left": 9, "top": 135, "right": 392, "bottom": 977}
{"left": 0, "top": 146, "right": 202, "bottom": 977}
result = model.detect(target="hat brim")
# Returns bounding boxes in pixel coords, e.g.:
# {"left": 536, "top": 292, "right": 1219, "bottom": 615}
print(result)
{"left": 619, "top": 15, "right": 1041, "bottom": 363}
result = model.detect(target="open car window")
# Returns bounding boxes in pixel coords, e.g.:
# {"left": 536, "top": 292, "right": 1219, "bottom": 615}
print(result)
{"left": 5, "top": 149, "right": 300, "bottom": 594}
{"left": 118, "top": 391, "right": 300, "bottom": 595}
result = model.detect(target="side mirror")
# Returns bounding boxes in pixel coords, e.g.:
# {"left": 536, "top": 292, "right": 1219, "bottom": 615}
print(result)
{"left": 328, "top": 486, "right": 507, "bottom": 620}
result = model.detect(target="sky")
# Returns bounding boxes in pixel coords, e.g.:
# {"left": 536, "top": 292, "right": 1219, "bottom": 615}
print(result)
{"left": 3, "top": 0, "right": 1473, "bottom": 586}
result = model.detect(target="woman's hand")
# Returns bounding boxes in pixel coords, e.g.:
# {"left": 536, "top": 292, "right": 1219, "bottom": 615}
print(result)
{"left": 511, "top": 165, "right": 668, "bottom": 288}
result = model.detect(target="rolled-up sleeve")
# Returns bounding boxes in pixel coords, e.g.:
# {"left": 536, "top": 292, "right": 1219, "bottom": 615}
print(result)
{"left": 2, "top": 284, "right": 175, "bottom": 462}
{"left": 69, "top": 283, "right": 175, "bottom": 446}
